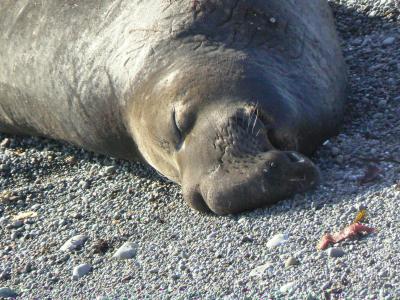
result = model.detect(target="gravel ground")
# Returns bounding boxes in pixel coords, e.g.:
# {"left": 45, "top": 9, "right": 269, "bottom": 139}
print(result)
{"left": 1, "top": 0, "right": 399, "bottom": 299}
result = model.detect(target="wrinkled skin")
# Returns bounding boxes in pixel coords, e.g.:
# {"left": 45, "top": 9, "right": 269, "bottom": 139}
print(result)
{"left": 0, "top": 0, "right": 347, "bottom": 215}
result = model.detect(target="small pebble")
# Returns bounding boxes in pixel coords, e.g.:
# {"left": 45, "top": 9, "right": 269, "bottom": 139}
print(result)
{"left": 103, "top": 166, "right": 116, "bottom": 174}
{"left": 207, "top": 232, "right": 217, "bottom": 239}
{"left": 267, "top": 233, "right": 288, "bottom": 248}
{"left": 60, "top": 235, "right": 88, "bottom": 252}
{"left": 113, "top": 242, "right": 137, "bottom": 260}
{"left": 322, "top": 281, "right": 332, "bottom": 290}
{"left": 285, "top": 256, "right": 300, "bottom": 268}
{"left": 11, "top": 220, "right": 23, "bottom": 229}
{"left": 378, "top": 100, "right": 387, "bottom": 108}
{"left": 280, "top": 281, "right": 297, "bottom": 293}
{"left": 171, "top": 274, "right": 180, "bottom": 280}
{"left": 23, "top": 263, "right": 32, "bottom": 273}
{"left": 382, "top": 37, "right": 395, "bottom": 46}
{"left": 72, "top": 264, "right": 92, "bottom": 280}
{"left": 357, "top": 203, "right": 367, "bottom": 211}
{"left": 30, "top": 204, "right": 41, "bottom": 211}
{"left": 241, "top": 236, "right": 254, "bottom": 243}
{"left": 331, "top": 147, "right": 340, "bottom": 156}
{"left": 249, "top": 263, "right": 273, "bottom": 277}
{"left": 0, "top": 287, "right": 17, "bottom": 298}
{"left": 327, "top": 247, "right": 345, "bottom": 258}
{"left": 335, "top": 155, "right": 344, "bottom": 164}
{"left": 10, "top": 232, "right": 20, "bottom": 240}
{"left": 0, "top": 272, "right": 11, "bottom": 281}
{"left": 0, "top": 138, "right": 10, "bottom": 147}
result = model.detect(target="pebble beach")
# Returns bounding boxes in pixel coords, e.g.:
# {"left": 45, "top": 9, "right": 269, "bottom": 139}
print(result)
{"left": 0, "top": 0, "right": 399, "bottom": 299}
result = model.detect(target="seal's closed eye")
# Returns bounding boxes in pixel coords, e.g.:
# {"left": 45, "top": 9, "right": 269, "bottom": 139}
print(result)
{"left": 172, "top": 108, "right": 183, "bottom": 150}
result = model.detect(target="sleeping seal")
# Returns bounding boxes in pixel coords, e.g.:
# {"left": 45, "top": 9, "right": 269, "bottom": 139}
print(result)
{"left": 0, "top": 0, "right": 347, "bottom": 214}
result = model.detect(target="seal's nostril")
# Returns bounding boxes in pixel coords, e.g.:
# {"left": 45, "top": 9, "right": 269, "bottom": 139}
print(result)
{"left": 286, "top": 152, "right": 305, "bottom": 163}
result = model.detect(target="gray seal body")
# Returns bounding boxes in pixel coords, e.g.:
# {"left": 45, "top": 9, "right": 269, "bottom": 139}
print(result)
{"left": 0, "top": 0, "right": 347, "bottom": 214}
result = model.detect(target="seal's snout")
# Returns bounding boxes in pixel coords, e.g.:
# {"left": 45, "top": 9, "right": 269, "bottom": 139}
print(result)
{"left": 182, "top": 148, "right": 320, "bottom": 215}
{"left": 179, "top": 106, "right": 321, "bottom": 215}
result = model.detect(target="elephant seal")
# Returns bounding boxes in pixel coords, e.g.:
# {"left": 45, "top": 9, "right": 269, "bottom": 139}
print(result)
{"left": 0, "top": 0, "right": 347, "bottom": 215}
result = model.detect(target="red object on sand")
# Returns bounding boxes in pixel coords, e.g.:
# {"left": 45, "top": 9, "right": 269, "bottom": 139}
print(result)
{"left": 317, "top": 223, "right": 375, "bottom": 250}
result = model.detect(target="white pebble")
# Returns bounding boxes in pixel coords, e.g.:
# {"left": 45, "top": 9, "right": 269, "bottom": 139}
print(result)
{"left": 103, "top": 165, "right": 116, "bottom": 174}
{"left": 285, "top": 256, "right": 300, "bottom": 268}
{"left": 60, "top": 234, "right": 88, "bottom": 252}
{"left": 249, "top": 263, "right": 273, "bottom": 277}
{"left": 280, "top": 281, "right": 297, "bottom": 293}
{"left": 72, "top": 264, "right": 92, "bottom": 280}
{"left": 267, "top": 233, "right": 288, "bottom": 248}
{"left": 113, "top": 242, "right": 138, "bottom": 259}
{"left": 327, "top": 247, "right": 345, "bottom": 258}
{"left": 382, "top": 37, "right": 395, "bottom": 46}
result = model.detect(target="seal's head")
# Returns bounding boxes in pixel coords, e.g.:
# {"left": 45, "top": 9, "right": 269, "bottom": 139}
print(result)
{"left": 127, "top": 57, "right": 320, "bottom": 215}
